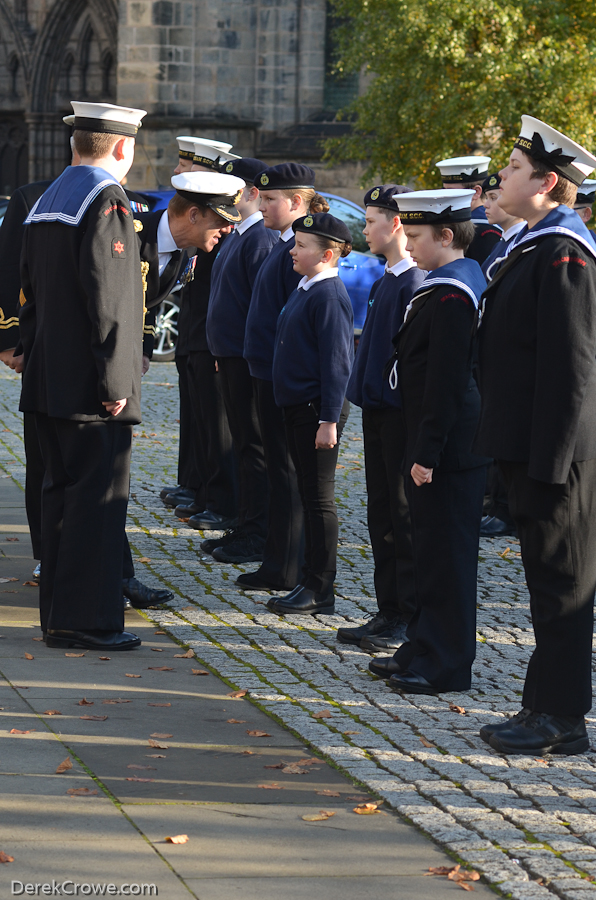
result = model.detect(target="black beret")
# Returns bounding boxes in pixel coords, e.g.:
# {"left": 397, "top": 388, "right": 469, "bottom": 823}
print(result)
{"left": 254, "top": 163, "right": 316, "bottom": 190}
{"left": 221, "top": 157, "right": 267, "bottom": 183}
{"left": 364, "top": 184, "right": 410, "bottom": 211}
{"left": 482, "top": 173, "right": 501, "bottom": 193}
{"left": 292, "top": 212, "right": 352, "bottom": 244}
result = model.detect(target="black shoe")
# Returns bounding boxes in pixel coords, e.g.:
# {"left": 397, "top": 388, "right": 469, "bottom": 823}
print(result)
{"left": 361, "top": 621, "right": 408, "bottom": 652}
{"left": 160, "top": 485, "right": 181, "bottom": 500}
{"left": 46, "top": 630, "right": 141, "bottom": 650}
{"left": 188, "top": 510, "right": 237, "bottom": 531}
{"left": 480, "top": 515, "right": 517, "bottom": 537}
{"left": 388, "top": 670, "right": 438, "bottom": 695}
{"left": 201, "top": 528, "right": 242, "bottom": 554}
{"left": 163, "top": 488, "right": 196, "bottom": 508}
{"left": 488, "top": 711, "right": 589, "bottom": 756}
{"left": 479, "top": 708, "right": 533, "bottom": 745}
{"left": 212, "top": 533, "right": 265, "bottom": 563}
{"left": 337, "top": 611, "right": 398, "bottom": 646}
{"left": 236, "top": 571, "right": 293, "bottom": 591}
{"left": 174, "top": 502, "right": 204, "bottom": 518}
{"left": 267, "top": 586, "right": 335, "bottom": 615}
{"left": 368, "top": 656, "right": 404, "bottom": 678}
{"left": 122, "top": 576, "right": 174, "bottom": 609}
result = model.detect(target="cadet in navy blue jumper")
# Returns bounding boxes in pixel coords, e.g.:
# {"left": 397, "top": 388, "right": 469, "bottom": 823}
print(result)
{"left": 237, "top": 165, "right": 330, "bottom": 593}
{"left": 338, "top": 185, "right": 425, "bottom": 654}
{"left": 268, "top": 213, "right": 354, "bottom": 616}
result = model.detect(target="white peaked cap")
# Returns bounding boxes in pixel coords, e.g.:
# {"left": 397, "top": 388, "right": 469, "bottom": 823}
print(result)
{"left": 171, "top": 171, "right": 246, "bottom": 223}
{"left": 176, "top": 135, "right": 233, "bottom": 159}
{"left": 69, "top": 102, "right": 147, "bottom": 136}
{"left": 394, "top": 189, "right": 476, "bottom": 224}
{"left": 63, "top": 115, "right": 75, "bottom": 126}
{"left": 515, "top": 115, "right": 596, "bottom": 186}
{"left": 436, "top": 156, "right": 491, "bottom": 183}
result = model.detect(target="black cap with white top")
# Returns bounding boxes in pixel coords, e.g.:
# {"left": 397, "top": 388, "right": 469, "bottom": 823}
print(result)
{"left": 514, "top": 115, "right": 596, "bottom": 187}
{"left": 171, "top": 171, "right": 246, "bottom": 224}
{"left": 68, "top": 102, "right": 147, "bottom": 137}
{"left": 394, "top": 189, "right": 476, "bottom": 224}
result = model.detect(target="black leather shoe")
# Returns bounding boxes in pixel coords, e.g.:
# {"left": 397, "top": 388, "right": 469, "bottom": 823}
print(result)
{"left": 480, "top": 515, "right": 517, "bottom": 537}
{"left": 479, "top": 708, "right": 533, "bottom": 744}
{"left": 163, "top": 488, "right": 196, "bottom": 508}
{"left": 368, "top": 656, "right": 404, "bottom": 678}
{"left": 361, "top": 620, "right": 408, "bottom": 652}
{"left": 122, "top": 576, "right": 174, "bottom": 609}
{"left": 388, "top": 670, "right": 438, "bottom": 695}
{"left": 267, "top": 586, "right": 335, "bottom": 615}
{"left": 337, "top": 611, "right": 398, "bottom": 646}
{"left": 160, "top": 485, "right": 181, "bottom": 500}
{"left": 187, "top": 510, "right": 237, "bottom": 531}
{"left": 201, "top": 528, "right": 242, "bottom": 554}
{"left": 236, "top": 571, "right": 293, "bottom": 591}
{"left": 46, "top": 630, "right": 141, "bottom": 650}
{"left": 212, "top": 533, "right": 265, "bottom": 563}
{"left": 174, "top": 502, "right": 204, "bottom": 518}
{"left": 488, "top": 711, "right": 589, "bottom": 756}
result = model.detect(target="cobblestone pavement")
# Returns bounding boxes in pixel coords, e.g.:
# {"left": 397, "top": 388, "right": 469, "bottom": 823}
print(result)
{"left": 3, "top": 362, "right": 596, "bottom": 899}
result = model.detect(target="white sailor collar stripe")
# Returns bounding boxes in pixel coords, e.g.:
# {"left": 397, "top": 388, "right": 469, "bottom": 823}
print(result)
{"left": 26, "top": 180, "right": 126, "bottom": 227}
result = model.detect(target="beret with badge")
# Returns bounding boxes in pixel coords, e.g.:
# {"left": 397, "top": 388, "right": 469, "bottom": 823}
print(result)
{"left": 292, "top": 212, "right": 352, "bottom": 244}
{"left": 222, "top": 157, "right": 268, "bottom": 184}
{"left": 171, "top": 171, "right": 246, "bottom": 224}
{"left": 482, "top": 173, "right": 501, "bottom": 193}
{"left": 254, "top": 162, "right": 316, "bottom": 191}
{"left": 364, "top": 184, "right": 411, "bottom": 211}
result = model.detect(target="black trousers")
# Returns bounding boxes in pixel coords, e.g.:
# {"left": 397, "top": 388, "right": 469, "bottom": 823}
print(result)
{"left": 253, "top": 378, "right": 304, "bottom": 587}
{"left": 284, "top": 399, "right": 349, "bottom": 594}
{"left": 362, "top": 407, "right": 416, "bottom": 621}
{"left": 485, "top": 461, "right": 514, "bottom": 525}
{"left": 500, "top": 459, "right": 596, "bottom": 717}
{"left": 175, "top": 354, "right": 202, "bottom": 493}
{"left": 187, "top": 350, "right": 237, "bottom": 517}
{"left": 395, "top": 465, "right": 486, "bottom": 691}
{"left": 35, "top": 413, "right": 131, "bottom": 634}
{"left": 218, "top": 357, "right": 268, "bottom": 536}
{"left": 23, "top": 411, "right": 43, "bottom": 560}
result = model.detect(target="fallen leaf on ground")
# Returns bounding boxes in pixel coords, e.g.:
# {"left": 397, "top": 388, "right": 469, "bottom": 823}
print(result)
{"left": 67, "top": 787, "right": 98, "bottom": 796}
{"left": 80, "top": 715, "right": 108, "bottom": 721}
{"left": 148, "top": 702, "right": 171, "bottom": 707}
{"left": 165, "top": 835, "right": 188, "bottom": 844}
{"left": 312, "top": 710, "right": 332, "bottom": 719}
{"left": 154, "top": 631, "right": 166, "bottom": 635}
{"left": 125, "top": 674, "right": 141, "bottom": 678}
{"left": 32, "top": 637, "right": 44, "bottom": 642}
{"left": 126, "top": 777, "right": 154, "bottom": 783}
{"left": 247, "top": 730, "right": 270, "bottom": 737}
{"left": 23, "top": 652, "right": 34, "bottom": 660}
{"left": 316, "top": 790, "right": 340, "bottom": 797}
{"left": 147, "top": 666, "right": 174, "bottom": 671}
{"left": 55, "top": 758, "right": 72, "bottom": 773}
{"left": 449, "top": 703, "right": 466, "bottom": 715}
{"left": 242, "top": 751, "right": 255, "bottom": 756}
{"left": 343, "top": 730, "right": 360, "bottom": 735}
{"left": 426, "top": 865, "right": 480, "bottom": 886}
{"left": 150, "top": 732, "right": 173, "bottom": 739}
{"left": 419, "top": 737, "right": 435, "bottom": 748}
{"left": 0, "top": 851, "right": 15, "bottom": 863}
{"left": 297, "top": 758, "right": 320, "bottom": 766}
{"left": 180, "top": 606, "right": 195, "bottom": 611}
{"left": 150, "top": 648, "right": 163, "bottom": 652}
{"left": 99, "top": 657, "right": 111, "bottom": 661}
{"left": 78, "top": 698, "right": 94, "bottom": 706}
{"left": 499, "top": 547, "right": 511, "bottom": 558}
{"left": 23, "top": 581, "right": 38, "bottom": 586}
{"left": 102, "top": 699, "right": 131, "bottom": 704}
{"left": 127, "top": 764, "right": 156, "bottom": 770}
{"left": 281, "top": 765, "right": 309, "bottom": 774}
{"left": 353, "top": 802, "right": 382, "bottom": 815}
{"left": 448, "top": 869, "right": 480, "bottom": 884}
{"left": 43, "top": 710, "right": 61, "bottom": 716}
{"left": 192, "top": 669, "right": 209, "bottom": 676}
{"left": 227, "top": 719, "right": 246, "bottom": 724}
{"left": 302, "top": 810, "right": 335, "bottom": 821}
{"left": 146, "top": 754, "right": 166, "bottom": 759}
{"left": 65, "top": 652, "right": 85, "bottom": 658}
{"left": 136, "top": 557, "right": 151, "bottom": 563}
{"left": 10, "top": 728, "right": 35, "bottom": 734}
{"left": 0, "top": 577, "right": 18, "bottom": 583}
{"left": 228, "top": 690, "right": 247, "bottom": 698}
{"left": 174, "top": 649, "right": 194, "bottom": 658}
{"left": 6, "top": 538, "right": 19, "bottom": 542}
{"left": 148, "top": 739, "right": 169, "bottom": 749}
{"left": 335, "top": 465, "right": 345, "bottom": 470}
{"left": 258, "top": 783, "right": 282, "bottom": 790}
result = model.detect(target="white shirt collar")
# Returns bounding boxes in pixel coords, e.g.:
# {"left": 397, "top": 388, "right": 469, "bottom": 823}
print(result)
{"left": 236, "top": 210, "right": 263, "bottom": 236}
{"left": 298, "top": 268, "right": 339, "bottom": 291}
{"left": 157, "top": 210, "right": 178, "bottom": 276}
{"left": 281, "top": 226, "right": 294, "bottom": 242}
{"left": 503, "top": 220, "right": 526, "bottom": 242}
{"left": 385, "top": 256, "right": 417, "bottom": 278}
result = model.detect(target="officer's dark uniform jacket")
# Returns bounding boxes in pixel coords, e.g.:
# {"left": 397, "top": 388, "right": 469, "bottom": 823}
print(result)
{"left": 19, "top": 165, "right": 144, "bottom": 424}
{"left": 474, "top": 205, "right": 596, "bottom": 484}
{"left": 466, "top": 206, "right": 503, "bottom": 266}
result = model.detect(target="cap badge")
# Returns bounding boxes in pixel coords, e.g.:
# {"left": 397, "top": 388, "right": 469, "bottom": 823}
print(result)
{"left": 371, "top": 188, "right": 380, "bottom": 200}
{"left": 233, "top": 189, "right": 243, "bottom": 205}
{"left": 489, "top": 176, "right": 498, "bottom": 187}
{"left": 226, "top": 162, "right": 234, "bottom": 173}
{"left": 304, "top": 215, "right": 313, "bottom": 227}
{"left": 260, "top": 174, "right": 269, "bottom": 186}
{"left": 133, "top": 219, "right": 143, "bottom": 233}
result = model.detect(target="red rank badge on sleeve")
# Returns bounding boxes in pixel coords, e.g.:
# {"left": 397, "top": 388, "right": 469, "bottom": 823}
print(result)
{"left": 112, "top": 239, "right": 126, "bottom": 258}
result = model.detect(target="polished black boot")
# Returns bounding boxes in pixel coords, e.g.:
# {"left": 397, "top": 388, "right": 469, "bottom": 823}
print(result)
{"left": 267, "top": 585, "right": 335, "bottom": 615}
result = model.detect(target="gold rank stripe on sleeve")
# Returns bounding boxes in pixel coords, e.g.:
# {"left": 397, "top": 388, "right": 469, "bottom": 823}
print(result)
{"left": 143, "top": 324, "right": 156, "bottom": 336}
{"left": 0, "top": 308, "right": 19, "bottom": 329}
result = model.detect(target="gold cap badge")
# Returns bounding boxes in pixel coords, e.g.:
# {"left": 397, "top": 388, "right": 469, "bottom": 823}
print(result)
{"left": 304, "top": 215, "right": 313, "bottom": 227}
{"left": 260, "top": 174, "right": 269, "bottom": 186}
{"left": 226, "top": 162, "right": 234, "bottom": 173}
{"left": 371, "top": 188, "right": 380, "bottom": 200}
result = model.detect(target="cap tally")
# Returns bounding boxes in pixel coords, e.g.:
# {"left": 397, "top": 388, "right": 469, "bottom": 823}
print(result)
{"left": 395, "top": 189, "right": 476, "bottom": 224}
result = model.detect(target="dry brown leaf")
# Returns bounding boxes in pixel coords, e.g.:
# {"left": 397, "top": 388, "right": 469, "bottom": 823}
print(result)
{"left": 55, "top": 758, "right": 73, "bottom": 774}
{"left": 99, "top": 657, "right": 111, "bottom": 661}
{"left": 0, "top": 851, "right": 15, "bottom": 863}
{"left": 24, "top": 652, "right": 34, "bottom": 660}
{"left": 126, "top": 777, "right": 154, "bottom": 783}
{"left": 499, "top": 547, "right": 511, "bottom": 558}
{"left": 148, "top": 702, "right": 171, "bottom": 707}
{"left": 136, "top": 557, "right": 151, "bottom": 563}
{"left": 343, "top": 730, "right": 360, "bottom": 735}
{"left": 302, "top": 810, "right": 336, "bottom": 821}
{"left": 6, "top": 537, "right": 19, "bottom": 542}
{"left": 10, "top": 728, "right": 35, "bottom": 734}
{"left": 312, "top": 710, "right": 332, "bottom": 719}
{"left": 316, "top": 790, "right": 340, "bottom": 797}
{"left": 80, "top": 715, "right": 108, "bottom": 721}
{"left": 335, "top": 465, "right": 345, "bottom": 469}
{"left": 242, "top": 751, "right": 255, "bottom": 756}
{"left": 0, "top": 577, "right": 18, "bottom": 583}
{"left": 419, "top": 737, "right": 435, "bottom": 748}
{"left": 78, "top": 698, "right": 94, "bottom": 706}
{"left": 228, "top": 690, "right": 247, "bottom": 698}
{"left": 353, "top": 802, "right": 381, "bottom": 815}
{"left": 32, "top": 637, "right": 44, "bottom": 641}
{"left": 247, "top": 730, "right": 270, "bottom": 737}
{"left": 148, "top": 739, "right": 169, "bottom": 749}
{"left": 258, "top": 783, "right": 282, "bottom": 790}
{"left": 459, "top": 885, "right": 475, "bottom": 892}
{"left": 43, "top": 710, "right": 61, "bottom": 716}
{"left": 297, "top": 758, "right": 320, "bottom": 765}
{"left": 150, "top": 648, "right": 163, "bottom": 652}
{"left": 192, "top": 669, "right": 209, "bottom": 676}
{"left": 125, "top": 674, "right": 141, "bottom": 678}
{"left": 146, "top": 754, "right": 166, "bottom": 759}
{"left": 147, "top": 666, "right": 174, "bottom": 671}
{"left": 449, "top": 703, "right": 466, "bottom": 715}
{"left": 227, "top": 719, "right": 246, "bottom": 724}
{"left": 127, "top": 764, "right": 156, "bottom": 770}
{"left": 65, "top": 652, "right": 85, "bottom": 658}
{"left": 449, "top": 871, "right": 480, "bottom": 883}
{"left": 174, "top": 649, "right": 194, "bottom": 658}
{"left": 150, "top": 732, "right": 173, "bottom": 739}
{"left": 154, "top": 631, "right": 166, "bottom": 635}
{"left": 67, "top": 787, "right": 98, "bottom": 796}
{"left": 281, "top": 765, "right": 309, "bottom": 775}
{"left": 165, "top": 834, "right": 188, "bottom": 844}
{"left": 23, "top": 580, "right": 38, "bottom": 586}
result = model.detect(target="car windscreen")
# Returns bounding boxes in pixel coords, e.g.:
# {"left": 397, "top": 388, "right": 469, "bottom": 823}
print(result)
{"left": 324, "top": 197, "right": 369, "bottom": 254}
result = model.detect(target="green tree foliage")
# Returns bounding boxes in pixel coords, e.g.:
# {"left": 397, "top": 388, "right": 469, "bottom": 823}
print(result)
{"left": 323, "top": 0, "right": 596, "bottom": 186}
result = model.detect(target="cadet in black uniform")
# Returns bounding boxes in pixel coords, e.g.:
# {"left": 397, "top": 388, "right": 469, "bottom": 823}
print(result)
{"left": 437, "top": 156, "right": 503, "bottom": 265}
{"left": 268, "top": 213, "right": 354, "bottom": 615}
{"left": 205, "top": 157, "right": 278, "bottom": 563}
{"left": 475, "top": 116, "right": 596, "bottom": 755}
{"left": 369, "top": 189, "right": 488, "bottom": 694}
{"left": 337, "top": 185, "right": 423, "bottom": 651}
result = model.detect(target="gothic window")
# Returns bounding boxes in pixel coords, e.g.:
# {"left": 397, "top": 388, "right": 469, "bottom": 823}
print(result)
{"left": 323, "top": 3, "right": 359, "bottom": 114}
{"left": 102, "top": 51, "right": 115, "bottom": 100}
{"left": 80, "top": 22, "right": 94, "bottom": 97}
{"left": 60, "top": 53, "right": 75, "bottom": 99}
{"left": 8, "top": 54, "right": 19, "bottom": 98}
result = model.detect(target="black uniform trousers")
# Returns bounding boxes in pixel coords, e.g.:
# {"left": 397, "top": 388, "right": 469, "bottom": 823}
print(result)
{"left": 484, "top": 461, "right": 514, "bottom": 525}
{"left": 253, "top": 377, "right": 304, "bottom": 587}
{"left": 284, "top": 399, "right": 350, "bottom": 595}
{"left": 362, "top": 407, "right": 416, "bottom": 622}
{"left": 218, "top": 357, "right": 268, "bottom": 536}
{"left": 175, "top": 355, "right": 203, "bottom": 495}
{"left": 187, "top": 350, "right": 237, "bottom": 517}
{"left": 35, "top": 413, "right": 132, "bottom": 634}
{"left": 500, "top": 459, "right": 596, "bottom": 717}
{"left": 394, "top": 465, "right": 486, "bottom": 691}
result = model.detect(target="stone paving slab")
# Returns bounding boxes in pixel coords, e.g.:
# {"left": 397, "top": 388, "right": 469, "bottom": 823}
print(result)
{"left": 3, "top": 362, "right": 596, "bottom": 897}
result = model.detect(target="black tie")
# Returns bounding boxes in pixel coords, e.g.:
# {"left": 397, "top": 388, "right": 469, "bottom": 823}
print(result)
{"left": 159, "top": 250, "right": 182, "bottom": 293}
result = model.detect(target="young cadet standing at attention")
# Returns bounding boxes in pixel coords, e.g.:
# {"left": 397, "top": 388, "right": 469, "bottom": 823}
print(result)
{"left": 205, "top": 157, "right": 278, "bottom": 564}
{"left": 337, "top": 185, "right": 424, "bottom": 652}
{"left": 437, "top": 156, "right": 502, "bottom": 265}
{"left": 480, "top": 173, "right": 526, "bottom": 280}
{"left": 475, "top": 117, "right": 596, "bottom": 756}
{"left": 235, "top": 165, "right": 329, "bottom": 591}
{"left": 268, "top": 213, "right": 354, "bottom": 615}
{"left": 369, "top": 189, "right": 488, "bottom": 694}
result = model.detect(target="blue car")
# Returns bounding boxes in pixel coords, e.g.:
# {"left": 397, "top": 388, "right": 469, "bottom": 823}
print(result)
{"left": 136, "top": 188, "right": 384, "bottom": 359}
